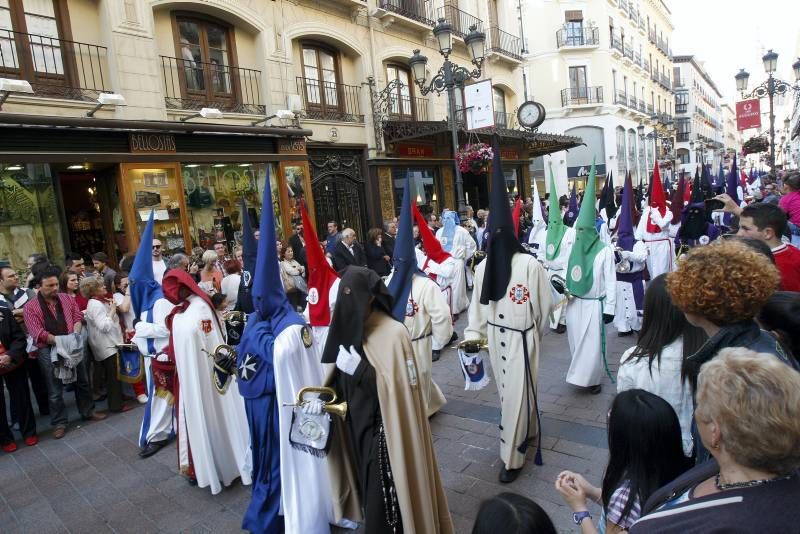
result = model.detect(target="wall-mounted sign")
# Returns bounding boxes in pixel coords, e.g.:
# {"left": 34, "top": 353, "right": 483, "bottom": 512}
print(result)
{"left": 278, "top": 137, "right": 307, "bottom": 154}
{"left": 464, "top": 79, "right": 495, "bottom": 130}
{"left": 567, "top": 163, "right": 607, "bottom": 178}
{"left": 736, "top": 99, "right": 761, "bottom": 131}
{"left": 129, "top": 133, "right": 176, "bottom": 153}
{"left": 501, "top": 149, "right": 520, "bottom": 160}
{"left": 397, "top": 143, "right": 433, "bottom": 158}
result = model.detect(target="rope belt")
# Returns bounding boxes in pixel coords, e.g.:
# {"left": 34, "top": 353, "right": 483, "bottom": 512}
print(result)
{"left": 487, "top": 320, "right": 543, "bottom": 466}
{"left": 411, "top": 331, "right": 432, "bottom": 342}
{"left": 574, "top": 294, "right": 615, "bottom": 383}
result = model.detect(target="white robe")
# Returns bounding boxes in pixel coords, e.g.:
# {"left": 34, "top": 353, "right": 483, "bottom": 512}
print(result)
{"left": 565, "top": 246, "right": 617, "bottom": 387}
{"left": 304, "top": 278, "right": 340, "bottom": 350}
{"left": 274, "top": 324, "right": 336, "bottom": 534}
{"left": 465, "top": 253, "right": 552, "bottom": 469}
{"left": 635, "top": 206, "right": 674, "bottom": 279}
{"left": 613, "top": 241, "right": 647, "bottom": 334}
{"left": 171, "top": 294, "right": 252, "bottom": 494}
{"left": 420, "top": 253, "right": 469, "bottom": 317}
{"left": 543, "top": 227, "right": 576, "bottom": 329}
{"left": 401, "top": 275, "right": 452, "bottom": 416}
{"left": 436, "top": 225, "right": 476, "bottom": 264}
{"left": 133, "top": 298, "right": 175, "bottom": 445}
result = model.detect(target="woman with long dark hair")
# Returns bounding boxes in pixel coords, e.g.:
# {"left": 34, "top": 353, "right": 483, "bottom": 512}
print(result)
{"left": 617, "top": 274, "right": 706, "bottom": 456}
{"left": 757, "top": 291, "right": 800, "bottom": 363}
{"left": 555, "top": 389, "right": 690, "bottom": 533}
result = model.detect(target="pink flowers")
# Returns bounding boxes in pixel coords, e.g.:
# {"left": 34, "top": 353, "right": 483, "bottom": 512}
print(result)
{"left": 456, "top": 142, "right": 493, "bottom": 175}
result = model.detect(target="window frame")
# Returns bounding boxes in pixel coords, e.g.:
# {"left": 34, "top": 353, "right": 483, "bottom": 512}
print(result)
{"left": 385, "top": 63, "right": 416, "bottom": 120}
{"left": 299, "top": 40, "right": 343, "bottom": 115}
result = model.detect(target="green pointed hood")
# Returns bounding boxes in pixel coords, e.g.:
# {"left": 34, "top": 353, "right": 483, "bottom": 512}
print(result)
{"left": 566, "top": 158, "right": 604, "bottom": 296}
{"left": 545, "top": 166, "right": 567, "bottom": 261}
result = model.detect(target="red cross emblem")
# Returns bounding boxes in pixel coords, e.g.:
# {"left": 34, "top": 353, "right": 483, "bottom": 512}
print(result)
{"left": 200, "top": 319, "right": 212, "bottom": 334}
{"left": 406, "top": 298, "right": 419, "bottom": 317}
{"left": 509, "top": 284, "right": 529, "bottom": 304}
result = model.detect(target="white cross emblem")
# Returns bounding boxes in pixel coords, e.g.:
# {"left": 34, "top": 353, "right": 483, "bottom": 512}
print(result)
{"left": 239, "top": 353, "right": 258, "bottom": 381}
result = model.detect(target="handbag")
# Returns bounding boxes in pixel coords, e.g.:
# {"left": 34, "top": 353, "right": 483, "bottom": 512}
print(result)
{"left": 289, "top": 407, "right": 333, "bottom": 457}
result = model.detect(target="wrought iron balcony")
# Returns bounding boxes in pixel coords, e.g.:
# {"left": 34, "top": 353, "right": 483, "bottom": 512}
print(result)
{"left": 437, "top": 4, "right": 483, "bottom": 39}
{"left": 611, "top": 34, "right": 624, "bottom": 54}
{"left": 647, "top": 103, "right": 655, "bottom": 115}
{"left": 619, "top": 0, "right": 629, "bottom": 14}
{"left": 648, "top": 28, "right": 656, "bottom": 43}
{"left": 379, "top": 0, "right": 435, "bottom": 27}
{"left": 556, "top": 27, "right": 599, "bottom": 48}
{"left": 0, "top": 29, "right": 109, "bottom": 101}
{"left": 676, "top": 132, "right": 690, "bottom": 142}
{"left": 675, "top": 104, "right": 688, "bottom": 114}
{"left": 634, "top": 51, "right": 642, "bottom": 67}
{"left": 659, "top": 73, "right": 671, "bottom": 90}
{"left": 387, "top": 94, "right": 429, "bottom": 121}
{"left": 561, "top": 86, "right": 603, "bottom": 106}
{"left": 488, "top": 26, "right": 523, "bottom": 61}
{"left": 296, "top": 76, "right": 363, "bottom": 122}
{"left": 623, "top": 43, "right": 634, "bottom": 61}
{"left": 638, "top": 18, "right": 646, "bottom": 32}
{"left": 643, "top": 58, "right": 650, "bottom": 72}
{"left": 615, "top": 91, "right": 629, "bottom": 106}
{"left": 161, "top": 56, "right": 264, "bottom": 114}
{"left": 494, "top": 110, "right": 510, "bottom": 128}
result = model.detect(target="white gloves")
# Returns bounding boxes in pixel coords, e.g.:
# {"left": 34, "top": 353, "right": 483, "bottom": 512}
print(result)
{"left": 301, "top": 397, "right": 324, "bottom": 416}
{"left": 336, "top": 344, "right": 361, "bottom": 376}
{"left": 155, "top": 352, "right": 170, "bottom": 362}
{"left": 620, "top": 250, "right": 632, "bottom": 260}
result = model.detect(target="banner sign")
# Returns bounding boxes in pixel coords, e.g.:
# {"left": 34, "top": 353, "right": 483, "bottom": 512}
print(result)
{"left": 396, "top": 143, "right": 433, "bottom": 158}
{"left": 736, "top": 99, "right": 761, "bottom": 131}
{"left": 567, "top": 163, "right": 606, "bottom": 178}
{"left": 464, "top": 79, "right": 495, "bottom": 130}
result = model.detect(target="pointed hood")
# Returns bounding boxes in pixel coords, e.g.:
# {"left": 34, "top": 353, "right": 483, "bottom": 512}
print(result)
{"left": 531, "top": 179, "right": 546, "bottom": 229}
{"left": 617, "top": 172, "right": 636, "bottom": 252}
{"left": 646, "top": 162, "right": 668, "bottom": 233}
{"left": 480, "top": 135, "right": 525, "bottom": 304}
{"left": 564, "top": 182, "right": 578, "bottom": 226}
{"left": 162, "top": 269, "right": 223, "bottom": 331}
{"left": 441, "top": 209, "right": 458, "bottom": 253}
{"left": 601, "top": 171, "right": 618, "bottom": 220}
{"left": 670, "top": 173, "right": 686, "bottom": 223}
{"left": 412, "top": 204, "right": 451, "bottom": 264}
{"left": 387, "top": 177, "right": 423, "bottom": 321}
{"left": 234, "top": 197, "right": 257, "bottom": 314}
{"left": 545, "top": 165, "right": 567, "bottom": 261}
{"left": 301, "top": 202, "right": 339, "bottom": 327}
{"left": 629, "top": 171, "right": 642, "bottom": 226}
{"left": 566, "top": 158, "right": 604, "bottom": 296}
{"left": 724, "top": 156, "right": 741, "bottom": 227}
{"left": 129, "top": 210, "right": 163, "bottom": 317}
{"left": 700, "top": 163, "right": 714, "bottom": 200}
{"left": 511, "top": 198, "right": 522, "bottom": 237}
{"left": 252, "top": 167, "right": 304, "bottom": 334}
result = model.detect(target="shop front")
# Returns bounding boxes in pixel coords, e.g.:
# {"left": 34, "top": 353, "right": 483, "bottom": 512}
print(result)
{"left": 0, "top": 115, "right": 313, "bottom": 271}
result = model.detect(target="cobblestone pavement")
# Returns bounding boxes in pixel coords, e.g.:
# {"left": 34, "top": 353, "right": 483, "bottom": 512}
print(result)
{"left": 1, "top": 305, "right": 634, "bottom": 533}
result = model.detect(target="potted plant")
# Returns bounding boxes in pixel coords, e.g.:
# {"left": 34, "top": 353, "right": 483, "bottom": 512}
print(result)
{"left": 456, "top": 142, "right": 493, "bottom": 175}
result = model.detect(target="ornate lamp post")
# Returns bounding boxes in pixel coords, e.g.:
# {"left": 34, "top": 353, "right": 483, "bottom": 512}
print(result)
{"left": 409, "top": 19, "right": 486, "bottom": 217}
{"left": 734, "top": 52, "right": 800, "bottom": 179}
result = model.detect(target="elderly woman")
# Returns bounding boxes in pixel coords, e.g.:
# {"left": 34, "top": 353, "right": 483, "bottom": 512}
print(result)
{"left": 80, "top": 277, "right": 130, "bottom": 413}
{"left": 198, "top": 249, "right": 222, "bottom": 295}
{"left": 631, "top": 348, "right": 800, "bottom": 532}
{"left": 364, "top": 227, "right": 390, "bottom": 276}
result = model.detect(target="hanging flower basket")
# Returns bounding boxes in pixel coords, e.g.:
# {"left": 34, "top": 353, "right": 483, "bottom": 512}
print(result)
{"left": 456, "top": 142, "right": 493, "bottom": 175}
{"left": 742, "top": 136, "right": 769, "bottom": 156}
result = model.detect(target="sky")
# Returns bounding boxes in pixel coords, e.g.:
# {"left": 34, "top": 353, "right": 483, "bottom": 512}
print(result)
{"left": 668, "top": 0, "right": 798, "bottom": 132}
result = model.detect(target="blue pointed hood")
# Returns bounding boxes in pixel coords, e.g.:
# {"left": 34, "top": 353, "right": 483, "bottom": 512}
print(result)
{"left": 252, "top": 167, "right": 303, "bottom": 334}
{"left": 564, "top": 182, "right": 578, "bottom": 226}
{"left": 724, "top": 156, "right": 740, "bottom": 227}
{"left": 129, "top": 210, "right": 163, "bottom": 318}
{"left": 617, "top": 173, "right": 635, "bottom": 252}
{"left": 240, "top": 197, "right": 257, "bottom": 277}
{"left": 387, "top": 176, "right": 421, "bottom": 321}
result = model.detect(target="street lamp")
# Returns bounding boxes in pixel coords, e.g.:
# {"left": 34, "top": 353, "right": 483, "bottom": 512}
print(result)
{"left": 735, "top": 50, "right": 800, "bottom": 180}
{"left": 409, "top": 19, "right": 486, "bottom": 217}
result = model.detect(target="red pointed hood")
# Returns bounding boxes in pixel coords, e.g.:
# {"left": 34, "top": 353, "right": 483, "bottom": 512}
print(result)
{"left": 511, "top": 198, "right": 522, "bottom": 237}
{"left": 412, "top": 204, "right": 451, "bottom": 264}
{"left": 647, "top": 162, "right": 667, "bottom": 233}
{"left": 301, "top": 203, "right": 339, "bottom": 327}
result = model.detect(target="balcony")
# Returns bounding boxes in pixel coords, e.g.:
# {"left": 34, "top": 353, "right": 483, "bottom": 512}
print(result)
{"left": 0, "top": 29, "right": 109, "bottom": 101}
{"left": 638, "top": 18, "right": 646, "bottom": 32}
{"left": 656, "top": 112, "right": 673, "bottom": 124}
{"left": 161, "top": 56, "right": 264, "bottom": 114}
{"left": 556, "top": 27, "right": 599, "bottom": 48}
{"left": 561, "top": 86, "right": 603, "bottom": 107}
{"left": 642, "top": 58, "right": 650, "bottom": 73}
{"left": 648, "top": 28, "right": 656, "bottom": 43}
{"left": 634, "top": 51, "right": 642, "bottom": 68}
{"left": 488, "top": 26, "right": 523, "bottom": 61}
{"left": 676, "top": 132, "right": 690, "bottom": 142}
{"left": 659, "top": 73, "right": 672, "bottom": 90}
{"left": 437, "top": 5, "right": 482, "bottom": 39}
{"left": 623, "top": 43, "right": 634, "bottom": 62}
{"left": 611, "top": 34, "right": 624, "bottom": 55}
{"left": 377, "top": 0, "right": 436, "bottom": 29}
{"left": 296, "top": 77, "right": 363, "bottom": 122}
{"left": 619, "top": 0, "right": 629, "bottom": 14}
{"left": 675, "top": 104, "right": 687, "bottom": 114}
{"left": 388, "top": 93, "right": 429, "bottom": 121}
{"left": 494, "top": 110, "right": 511, "bottom": 128}
{"left": 647, "top": 103, "right": 654, "bottom": 115}
{"left": 615, "top": 91, "right": 628, "bottom": 106}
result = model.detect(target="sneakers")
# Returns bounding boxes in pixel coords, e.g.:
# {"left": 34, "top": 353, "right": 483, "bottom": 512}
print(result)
{"left": 1, "top": 441, "right": 17, "bottom": 453}
{"left": 24, "top": 435, "right": 38, "bottom": 447}
{"left": 136, "top": 394, "right": 148, "bottom": 405}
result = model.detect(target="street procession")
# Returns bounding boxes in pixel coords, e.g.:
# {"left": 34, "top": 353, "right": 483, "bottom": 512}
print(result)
{"left": 1, "top": 0, "right": 800, "bottom": 533}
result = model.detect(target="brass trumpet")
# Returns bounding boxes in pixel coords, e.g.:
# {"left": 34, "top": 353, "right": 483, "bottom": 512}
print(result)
{"left": 292, "top": 386, "right": 348, "bottom": 419}
{"left": 457, "top": 338, "right": 489, "bottom": 354}
{"left": 202, "top": 344, "right": 238, "bottom": 394}
{"left": 223, "top": 311, "right": 246, "bottom": 324}
{"left": 549, "top": 274, "right": 575, "bottom": 300}
{"left": 614, "top": 247, "right": 631, "bottom": 273}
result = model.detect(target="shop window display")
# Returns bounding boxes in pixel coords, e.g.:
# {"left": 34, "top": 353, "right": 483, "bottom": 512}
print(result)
{"left": 392, "top": 167, "right": 440, "bottom": 214}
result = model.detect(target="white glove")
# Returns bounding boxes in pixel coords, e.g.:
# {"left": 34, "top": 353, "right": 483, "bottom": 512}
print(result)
{"left": 620, "top": 250, "right": 632, "bottom": 260}
{"left": 301, "top": 398, "right": 324, "bottom": 416}
{"left": 336, "top": 344, "right": 361, "bottom": 376}
{"left": 155, "top": 352, "right": 169, "bottom": 362}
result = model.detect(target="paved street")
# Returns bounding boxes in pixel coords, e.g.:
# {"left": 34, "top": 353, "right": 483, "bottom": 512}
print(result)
{"left": 0, "top": 308, "right": 633, "bottom": 533}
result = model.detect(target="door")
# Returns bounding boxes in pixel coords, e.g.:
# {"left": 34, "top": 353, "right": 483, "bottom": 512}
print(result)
{"left": 569, "top": 65, "right": 588, "bottom": 102}
{"left": 174, "top": 16, "right": 236, "bottom": 109}
{"left": 301, "top": 44, "right": 340, "bottom": 120}
{"left": 308, "top": 150, "right": 367, "bottom": 242}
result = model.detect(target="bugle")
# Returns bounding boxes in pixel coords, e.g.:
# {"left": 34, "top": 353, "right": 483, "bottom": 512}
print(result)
{"left": 456, "top": 337, "right": 489, "bottom": 354}
{"left": 292, "top": 386, "right": 348, "bottom": 419}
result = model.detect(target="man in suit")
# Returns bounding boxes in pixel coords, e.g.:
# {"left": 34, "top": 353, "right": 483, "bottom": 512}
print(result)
{"left": 382, "top": 220, "right": 397, "bottom": 258}
{"left": 287, "top": 220, "right": 307, "bottom": 269}
{"left": 332, "top": 228, "right": 366, "bottom": 273}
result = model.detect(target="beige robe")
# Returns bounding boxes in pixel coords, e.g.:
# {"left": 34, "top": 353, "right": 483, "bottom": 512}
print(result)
{"left": 363, "top": 311, "right": 454, "bottom": 534}
{"left": 464, "top": 253, "right": 552, "bottom": 469}
{"left": 402, "top": 275, "right": 453, "bottom": 416}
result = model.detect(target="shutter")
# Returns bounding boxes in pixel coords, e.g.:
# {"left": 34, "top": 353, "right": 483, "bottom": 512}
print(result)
{"left": 565, "top": 10, "right": 583, "bottom": 21}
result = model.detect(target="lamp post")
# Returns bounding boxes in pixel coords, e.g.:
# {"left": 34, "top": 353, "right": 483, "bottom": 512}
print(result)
{"left": 734, "top": 51, "right": 800, "bottom": 180}
{"left": 409, "top": 19, "right": 486, "bottom": 217}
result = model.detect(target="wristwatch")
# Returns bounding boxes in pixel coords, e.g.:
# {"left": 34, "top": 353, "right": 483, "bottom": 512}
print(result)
{"left": 572, "top": 511, "right": 592, "bottom": 525}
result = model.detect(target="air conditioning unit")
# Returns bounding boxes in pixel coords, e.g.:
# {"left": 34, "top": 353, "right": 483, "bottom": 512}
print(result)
{"left": 286, "top": 94, "right": 302, "bottom": 114}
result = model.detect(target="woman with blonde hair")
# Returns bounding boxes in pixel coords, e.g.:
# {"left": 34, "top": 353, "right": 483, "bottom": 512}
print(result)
{"left": 198, "top": 249, "right": 222, "bottom": 295}
{"left": 631, "top": 348, "right": 800, "bottom": 532}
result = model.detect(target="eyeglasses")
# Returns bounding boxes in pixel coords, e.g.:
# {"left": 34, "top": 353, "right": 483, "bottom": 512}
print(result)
{"left": 152, "top": 245, "right": 162, "bottom": 249}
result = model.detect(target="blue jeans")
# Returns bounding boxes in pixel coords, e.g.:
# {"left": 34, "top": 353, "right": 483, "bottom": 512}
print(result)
{"left": 37, "top": 346, "right": 95, "bottom": 427}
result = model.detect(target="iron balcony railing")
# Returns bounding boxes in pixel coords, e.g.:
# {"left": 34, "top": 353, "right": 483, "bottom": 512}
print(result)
{"left": 488, "top": 26, "right": 523, "bottom": 60}
{"left": 648, "top": 28, "right": 656, "bottom": 43}
{"left": 380, "top": 0, "right": 435, "bottom": 27}
{"left": 611, "top": 34, "right": 624, "bottom": 54}
{"left": 647, "top": 103, "right": 655, "bottom": 115}
{"left": 561, "top": 86, "right": 603, "bottom": 106}
{"left": 623, "top": 43, "right": 634, "bottom": 61}
{"left": 659, "top": 73, "right": 671, "bottom": 90}
{"left": 657, "top": 113, "right": 673, "bottom": 124}
{"left": 494, "top": 110, "right": 510, "bottom": 128}
{"left": 616, "top": 91, "right": 629, "bottom": 106}
{"left": 677, "top": 132, "right": 690, "bottom": 142}
{"left": 296, "top": 76, "right": 363, "bottom": 122}
{"left": 556, "top": 27, "right": 599, "bottom": 48}
{"left": 634, "top": 51, "right": 642, "bottom": 67}
{"left": 161, "top": 56, "right": 264, "bottom": 114}
{"left": 0, "top": 29, "right": 109, "bottom": 100}
{"left": 643, "top": 58, "right": 650, "bottom": 72}
{"left": 676, "top": 104, "right": 688, "bottom": 114}
{"left": 388, "top": 94, "right": 429, "bottom": 121}
{"left": 638, "top": 18, "right": 646, "bottom": 31}
{"left": 651, "top": 70, "right": 659, "bottom": 82}
{"left": 437, "top": 4, "right": 483, "bottom": 39}
{"left": 619, "top": 0, "right": 629, "bottom": 14}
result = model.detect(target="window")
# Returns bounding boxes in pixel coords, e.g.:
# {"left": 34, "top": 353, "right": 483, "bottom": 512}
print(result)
{"left": 564, "top": 10, "right": 584, "bottom": 46}
{"left": 301, "top": 43, "right": 340, "bottom": 112}
{"left": 386, "top": 64, "right": 414, "bottom": 119}
{"left": 0, "top": 0, "right": 67, "bottom": 87}
{"left": 612, "top": 69, "right": 617, "bottom": 95}
{"left": 677, "top": 148, "right": 690, "bottom": 165}
{"left": 569, "top": 66, "right": 587, "bottom": 102}
{"left": 627, "top": 129, "right": 637, "bottom": 180}
{"left": 174, "top": 16, "right": 235, "bottom": 105}
{"left": 493, "top": 86, "right": 507, "bottom": 127}
{"left": 616, "top": 126, "right": 626, "bottom": 173}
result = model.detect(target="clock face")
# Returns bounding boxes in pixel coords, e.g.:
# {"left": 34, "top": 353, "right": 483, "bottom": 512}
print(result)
{"left": 517, "top": 101, "right": 545, "bottom": 129}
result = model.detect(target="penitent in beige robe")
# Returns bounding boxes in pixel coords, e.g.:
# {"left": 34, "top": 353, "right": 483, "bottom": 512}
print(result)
{"left": 464, "top": 252, "right": 552, "bottom": 470}
{"left": 362, "top": 311, "right": 454, "bottom": 534}
{"left": 402, "top": 274, "right": 453, "bottom": 416}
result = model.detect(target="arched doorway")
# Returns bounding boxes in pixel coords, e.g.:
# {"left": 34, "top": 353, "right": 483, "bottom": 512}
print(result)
{"left": 308, "top": 149, "right": 368, "bottom": 241}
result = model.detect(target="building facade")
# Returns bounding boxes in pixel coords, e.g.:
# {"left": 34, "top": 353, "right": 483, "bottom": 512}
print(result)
{"left": 721, "top": 103, "right": 741, "bottom": 157}
{"left": 0, "top": 0, "right": 578, "bottom": 271}
{"left": 522, "top": 0, "right": 675, "bottom": 194}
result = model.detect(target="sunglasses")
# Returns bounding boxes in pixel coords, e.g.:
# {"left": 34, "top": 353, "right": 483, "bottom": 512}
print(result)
{"left": 152, "top": 245, "right": 162, "bottom": 249}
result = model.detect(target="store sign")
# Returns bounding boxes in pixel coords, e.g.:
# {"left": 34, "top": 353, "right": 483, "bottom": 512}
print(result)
{"left": 464, "top": 79, "right": 495, "bottom": 130}
{"left": 501, "top": 149, "right": 520, "bottom": 160}
{"left": 278, "top": 137, "right": 307, "bottom": 154}
{"left": 567, "top": 163, "right": 606, "bottom": 178}
{"left": 129, "top": 133, "right": 176, "bottom": 153}
{"left": 736, "top": 99, "right": 761, "bottom": 131}
{"left": 397, "top": 143, "right": 433, "bottom": 158}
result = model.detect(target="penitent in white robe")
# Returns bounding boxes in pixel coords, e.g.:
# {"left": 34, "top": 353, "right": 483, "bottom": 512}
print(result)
{"left": 437, "top": 225, "right": 477, "bottom": 289}
{"left": 565, "top": 246, "right": 617, "bottom": 387}
{"left": 613, "top": 241, "right": 647, "bottom": 334}
{"left": 133, "top": 298, "right": 175, "bottom": 446}
{"left": 303, "top": 278, "right": 341, "bottom": 351}
{"left": 171, "top": 294, "right": 252, "bottom": 494}
{"left": 420, "top": 253, "right": 469, "bottom": 318}
{"left": 465, "top": 253, "right": 552, "bottom": 470}
{"left": 274, "top": 324, "right": 336, "bottom": 534}
{"left": 635, "top": 206, "right": 675, "bottom": 279}
{"left": 543, "top": 227, "right": 576, "bottom": 329}
{"left": 402, "top": 275, "right": 452, "bottom": 416}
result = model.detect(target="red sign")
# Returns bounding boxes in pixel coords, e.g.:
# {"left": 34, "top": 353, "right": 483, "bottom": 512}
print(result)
{"left": 501, "top": 149, "right": 520, "bottom": 160}
{"left": 736, "top": 99, "right": 761, "bottom": 131}
{"left": 396, "top": 143, "right": 433, "bottom": 158}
